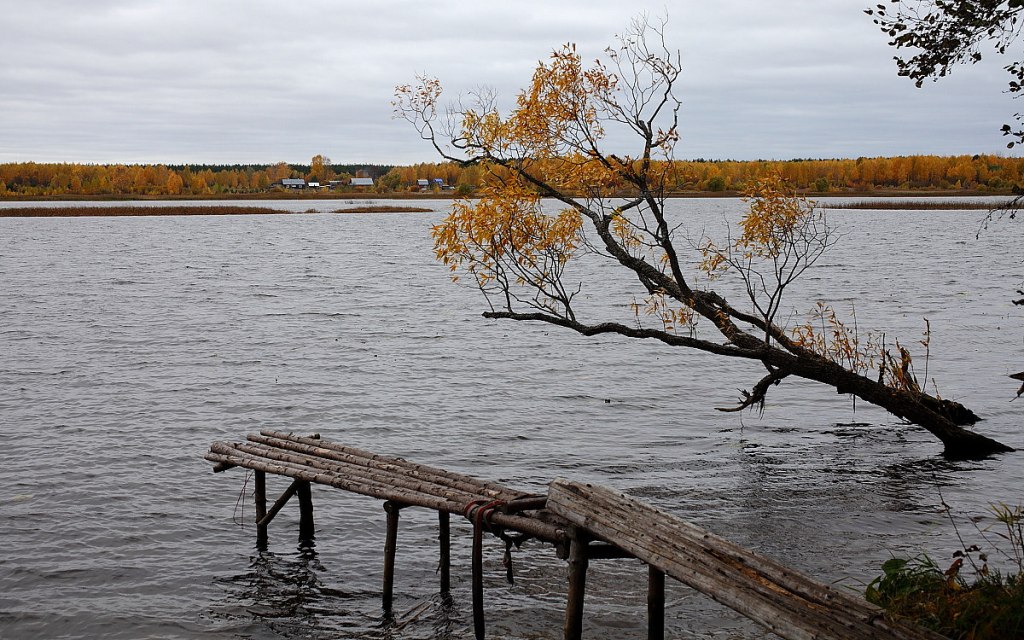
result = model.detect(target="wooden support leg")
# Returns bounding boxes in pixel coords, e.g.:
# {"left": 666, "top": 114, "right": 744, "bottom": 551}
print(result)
{"left": 472, "top": 516, "right": 485, "bottom": 640}
{"left": 438, "top": 510, "right": 451, "bottom": 595}
{"left": 254, "top": 471, "right": 268, "bottom": 547}
{"left": 382, "top": 501, "right": 401, "bottom": 614}
{"left": 296, "top": 480, "right": 314, "bottom": 542}
{"left": 648, "top": 566, "right": 665, "bottom": 640}
{"left": 257, "top": 480, "right": 300, "bottom": 528}
{"left": 563, "top": 534, "right": 590, "bottom": 640}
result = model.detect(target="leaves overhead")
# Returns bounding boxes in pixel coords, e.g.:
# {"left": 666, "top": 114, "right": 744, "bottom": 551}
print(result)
{"left": 866, "top": 0, "right": 1024, "bottom": 147}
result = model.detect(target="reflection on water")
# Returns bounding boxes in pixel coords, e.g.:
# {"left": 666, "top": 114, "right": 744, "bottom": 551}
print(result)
{"left": 217, "top": 539, "right": 467, "bottom": 640}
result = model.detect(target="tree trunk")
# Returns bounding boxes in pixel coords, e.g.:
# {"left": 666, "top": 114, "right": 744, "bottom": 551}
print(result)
{"left": 778, "top": 353, "right": 1013, "bottom": 459}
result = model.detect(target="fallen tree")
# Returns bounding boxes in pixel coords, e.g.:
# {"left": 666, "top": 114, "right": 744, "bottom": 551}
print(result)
{"left": 394, "top": 16, "right": 1013, "bottom": 459}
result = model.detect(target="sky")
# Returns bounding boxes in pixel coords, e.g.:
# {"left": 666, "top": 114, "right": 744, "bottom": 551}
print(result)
{"left": 0, "top": 0, "right": 1018, "bottom": 165}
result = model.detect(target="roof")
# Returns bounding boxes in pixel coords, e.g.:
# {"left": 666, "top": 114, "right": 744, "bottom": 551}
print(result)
{"left": 281, "top": 178, "right": 305, "bottom": 186}
{"left": 350, "top": 177, "right": 374, "bottom": 186}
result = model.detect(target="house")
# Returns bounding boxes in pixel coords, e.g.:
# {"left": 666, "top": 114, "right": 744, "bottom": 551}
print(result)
{"left": 280, "top": 178, "right": 306, "bottom": 189}
{"left": 350, "top": 177, "right": 374, "bottom": 187}
{"left": 416, "top": 179, "right": 430, "bottom": 189}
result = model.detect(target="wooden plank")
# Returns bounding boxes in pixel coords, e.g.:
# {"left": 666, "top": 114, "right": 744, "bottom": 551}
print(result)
{"left": 547, "top": 480, "right": 944, "bottom": 640}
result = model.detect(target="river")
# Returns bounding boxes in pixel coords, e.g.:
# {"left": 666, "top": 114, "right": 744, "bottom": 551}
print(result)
{"left": 0, "top": 198, "right": 1021, "bottom": 639}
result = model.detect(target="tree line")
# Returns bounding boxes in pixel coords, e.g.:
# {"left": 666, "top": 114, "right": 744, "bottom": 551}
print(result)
{"left": 1, "top": 154, "right": 1022, "bottom": 197}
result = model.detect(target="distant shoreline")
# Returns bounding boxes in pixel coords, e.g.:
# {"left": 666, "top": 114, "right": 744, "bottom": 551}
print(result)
{"left": 0, "top": 204, "right": 437, "bottom": 218}
{"left": 0, "top": 193, "right": 1015, "bottom": 218}
{"left": 0, "top": 188, "right": 1016, "bottom": 203}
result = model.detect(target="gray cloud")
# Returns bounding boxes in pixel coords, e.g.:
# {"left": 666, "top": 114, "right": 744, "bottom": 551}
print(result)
{"left": 0, "top": 0, "right": 1017, "bottom": 164}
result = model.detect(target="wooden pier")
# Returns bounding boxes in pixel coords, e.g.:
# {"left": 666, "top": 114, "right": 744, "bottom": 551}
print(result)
{"left": 207, "top": 430, "right": 942, "bottom": 640}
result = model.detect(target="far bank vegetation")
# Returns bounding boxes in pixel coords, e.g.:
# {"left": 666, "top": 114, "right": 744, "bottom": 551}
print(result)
{"left": 1, "top": 154, "right": 1023, "bottom": 199}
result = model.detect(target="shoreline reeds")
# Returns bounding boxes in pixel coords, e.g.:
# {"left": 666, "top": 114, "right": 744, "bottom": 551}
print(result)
{"left": 820, "top": 200, "right": 1013, "bottom": 211}
{"left": 0, "top": 205, "right": 294, "bottom": 217}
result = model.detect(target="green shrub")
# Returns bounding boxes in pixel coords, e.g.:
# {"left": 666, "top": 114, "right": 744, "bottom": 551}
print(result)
{"left": 866, "top": 504, "right": 1024, "bottom": 639}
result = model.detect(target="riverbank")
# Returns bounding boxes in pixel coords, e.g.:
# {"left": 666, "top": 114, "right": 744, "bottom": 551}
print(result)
{"left": 0, "top": 188, "right": 1016, "bottom": 202}
{"left": 0, "top": 204, "right": 438, "bottom": 217}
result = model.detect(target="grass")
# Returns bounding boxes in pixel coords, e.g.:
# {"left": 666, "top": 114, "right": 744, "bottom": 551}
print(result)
{"left": 865, "top": 503, "right": 1024, "bottom": 639}
{"left": 0, "top": 205, "right": 293, "bottom": 217}
{"left": 332, "top": 205, "right": 434, "bottom": 213}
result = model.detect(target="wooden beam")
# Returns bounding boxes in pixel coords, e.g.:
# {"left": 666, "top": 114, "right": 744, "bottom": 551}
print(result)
{"left": 205, "top": 447, "right": 565, "bottom": 544}
{"left": 257, "top": 479, "right": 300, "bottom": 527}
{"left": 586, "top": 544, "right": 634, "bottom": 560}
{"left": 547, "top": 479, "right": 944, "bottom": 640}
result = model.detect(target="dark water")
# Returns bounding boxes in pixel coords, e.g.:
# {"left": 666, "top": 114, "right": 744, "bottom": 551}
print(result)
{"left": 1, "top": 198, "right": 1021, "bottom": 639}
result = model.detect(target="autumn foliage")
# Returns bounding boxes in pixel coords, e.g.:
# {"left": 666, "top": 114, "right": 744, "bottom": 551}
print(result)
{"left": 397, "top": 16, "right": 1012, "bottom": 457}
{"left": 2, "top": 155, "right": 1024, "bottom": 199}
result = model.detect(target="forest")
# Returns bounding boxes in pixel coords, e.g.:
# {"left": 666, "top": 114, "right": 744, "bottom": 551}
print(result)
{"left": 0, "top": 153, "right": 1021, "bottom": 198}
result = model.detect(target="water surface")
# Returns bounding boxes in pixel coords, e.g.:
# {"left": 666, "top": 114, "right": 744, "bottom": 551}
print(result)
{"left": 1, "top": 198, "right": 1021, "bottom": 639}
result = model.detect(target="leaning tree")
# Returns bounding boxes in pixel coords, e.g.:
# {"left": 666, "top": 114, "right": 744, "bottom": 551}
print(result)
{"left": 395, "top": 16, "right": 1013, "bottom": 458}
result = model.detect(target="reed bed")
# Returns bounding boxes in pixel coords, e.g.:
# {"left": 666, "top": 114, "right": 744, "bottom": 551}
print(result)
{"left": 332, "top": 205, "right": 433, "bottom": 213}
{"left": 820, "top": 200, "right": 1010, "bottom": 210}
{"left": 0, "top": 205, "right": 294, "bottom": 217}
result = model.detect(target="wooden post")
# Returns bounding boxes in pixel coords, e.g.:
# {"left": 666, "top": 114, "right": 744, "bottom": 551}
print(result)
{"left": 383, "top": 501, "right": 401, "bottom": 614}
{"left": 648, "top": 566, "right": 665, "bottom": 640}
{"left": 438, "top": 510, "right": 451, "bottom": 594}
{"left": 254, "top": 470, "right": 268, "bottom": 547}
{"left": 563, "top": 533, "right": 590, "bottom": 640}
{"left": 296, "top": 480, "right": 314, "bottom": 542}
{"left": 472, "top": 515, "right": 485, "bottom": 640}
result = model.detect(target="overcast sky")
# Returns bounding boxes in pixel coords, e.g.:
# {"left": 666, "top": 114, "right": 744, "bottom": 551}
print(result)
{"left": 0, "top": 0, "right": 1017, "bottom": 165}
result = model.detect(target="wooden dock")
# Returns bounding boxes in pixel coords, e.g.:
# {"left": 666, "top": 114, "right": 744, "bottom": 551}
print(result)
{"left": 207, "top": 431, "right": 942, "bottom": 640}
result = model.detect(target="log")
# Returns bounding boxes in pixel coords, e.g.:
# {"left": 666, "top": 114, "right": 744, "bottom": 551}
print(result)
{"left": 585, "top": 544, "right": 634, "bottom": 560}
{"left": 249, "top": 433, "right": 519, "bottom": 500}
{"left": 204, "top": 447, "right": 566, "bottom": 543}
{"left": 258, "top": 430, "right": 524, "bottom": 500}
{"left": 546, "top": 480, "right": 944, "bottom": 640}
{"left": 231, "top": 440, "right": 492, "bottom": 506}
